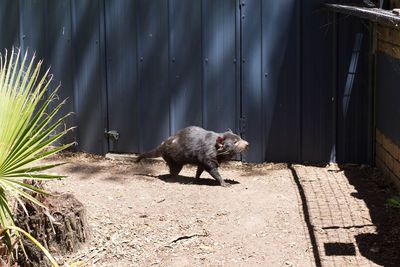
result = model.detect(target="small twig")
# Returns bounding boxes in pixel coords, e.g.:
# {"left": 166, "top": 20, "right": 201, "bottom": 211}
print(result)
{"left": 132, "top": 173, "right": 158, "bottom": 178}
{"left": 171, "top": 232, "right": 208, "bottom": 244}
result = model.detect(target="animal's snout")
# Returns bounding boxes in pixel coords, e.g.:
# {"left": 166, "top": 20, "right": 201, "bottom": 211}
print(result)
{"left": 243, "top": 141, "right": 249, "bottom": 149}
{"left": 236, "top": 140, "right": 249, "bottom": 152}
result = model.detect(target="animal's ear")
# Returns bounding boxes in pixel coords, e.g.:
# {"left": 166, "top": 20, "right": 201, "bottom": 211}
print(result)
{"left": 216, "top": 136, "right": 224, "bottom": 150}
{"left": 226, "top": 128, "right": 233, "bottom": 133}
{"left": 216, "top": 136, "right": 225, "bottom": 144}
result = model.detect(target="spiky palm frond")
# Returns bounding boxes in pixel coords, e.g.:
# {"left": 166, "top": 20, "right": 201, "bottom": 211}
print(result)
{"left": 0, "top": 48, "right": 74, "bottom": 229}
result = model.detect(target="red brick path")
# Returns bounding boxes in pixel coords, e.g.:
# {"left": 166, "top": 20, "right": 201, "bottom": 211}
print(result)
{"left": 293, "top": 165, "right": 380, "bottom": 267}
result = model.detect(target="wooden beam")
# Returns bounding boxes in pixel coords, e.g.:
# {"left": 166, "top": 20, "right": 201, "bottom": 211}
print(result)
{"left": 325, "top": 4, "right": 400, "bottom": 27}
{"left": 378, "top": 39, "right": 400, "bottom": 58}
{"left": 377, "top": 24, "right": 400, "bottom": 44}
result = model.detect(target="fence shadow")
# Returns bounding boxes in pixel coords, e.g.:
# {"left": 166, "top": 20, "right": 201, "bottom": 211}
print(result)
{"left": 289, "top": 164, "right": 322, "bottom": 267}
{"left": 342, "top": 166, "right": 400, "bottom": 266}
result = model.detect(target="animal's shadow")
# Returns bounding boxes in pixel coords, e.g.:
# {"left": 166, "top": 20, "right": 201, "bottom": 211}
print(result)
{"left": 158, "top": 174, "right": 240, "bottom": 186}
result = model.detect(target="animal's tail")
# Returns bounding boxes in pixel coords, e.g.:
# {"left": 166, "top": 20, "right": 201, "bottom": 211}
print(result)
{"left": 135, "top": 148, "right": 161, "bottom": 162}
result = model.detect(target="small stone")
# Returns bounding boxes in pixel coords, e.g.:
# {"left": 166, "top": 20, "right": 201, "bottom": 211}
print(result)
{"left": 199, "top": 245, "right": 214, "bottom": 252}
{"left": 370, "top": 247, "right": 379, "bottom": 253}
{"left": 285, "top": 260, "right": 293, "bottom": 266}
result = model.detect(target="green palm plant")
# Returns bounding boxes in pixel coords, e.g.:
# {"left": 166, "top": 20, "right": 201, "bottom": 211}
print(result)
{"left": 0, "top": 48, "right": 74, "bottom": 265}
{"left": 387, "top": 195, "right": 400, "bottom": 209}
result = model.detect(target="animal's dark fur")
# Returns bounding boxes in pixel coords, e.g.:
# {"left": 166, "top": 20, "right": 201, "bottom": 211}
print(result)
{"left": 135, "top": 126, "right": 249, "bottom": 186}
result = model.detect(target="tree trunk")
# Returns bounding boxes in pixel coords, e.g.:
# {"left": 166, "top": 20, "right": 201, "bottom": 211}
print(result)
{"left": 15, "top": 193, "right": 89, "bottom": 266}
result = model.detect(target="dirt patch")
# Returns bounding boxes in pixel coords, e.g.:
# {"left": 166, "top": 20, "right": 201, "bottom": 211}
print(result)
{"left": 43, "top": 153, "right": 313, "bottom": 266}
{"left": 40, "top": 153, "right": 400, "bottom": 266}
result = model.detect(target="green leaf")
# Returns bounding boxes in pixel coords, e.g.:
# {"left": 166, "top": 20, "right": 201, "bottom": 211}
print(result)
{"left": 0, "top": 48, "right": 73, "bottom": 264}
{"left": 387, "top": 196, "right": 400, "bottom": 208}
{"left": 5, "top": 162, "right": 67, "bottom": 175}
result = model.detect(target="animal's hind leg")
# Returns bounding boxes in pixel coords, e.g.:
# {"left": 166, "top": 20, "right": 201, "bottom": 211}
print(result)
{"left": 195, "top": 166, "right": 204, "bottom": 179}
{"left": 168, "top": 162, "right": 183, "bottom": 177}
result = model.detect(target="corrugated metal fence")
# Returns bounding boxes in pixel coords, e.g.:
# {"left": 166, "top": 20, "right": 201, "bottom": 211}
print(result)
{"left": 0, "top": 0, "right": 373, "bottom": 163}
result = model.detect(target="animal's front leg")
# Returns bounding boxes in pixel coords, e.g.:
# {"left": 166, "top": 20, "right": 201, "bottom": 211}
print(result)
{"left": 207, "top": 167, "right": 229, "bottom": 186}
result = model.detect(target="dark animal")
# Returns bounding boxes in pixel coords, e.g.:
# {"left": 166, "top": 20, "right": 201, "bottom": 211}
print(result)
{"left": 135, "top": 126, "right": 249, "bottom": 186}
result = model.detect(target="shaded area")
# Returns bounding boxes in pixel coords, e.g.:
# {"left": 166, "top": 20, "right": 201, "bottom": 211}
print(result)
{"left": 343, "top": 166, "right": 400, "bottom": 266}
{"left": 376, "top": 52, "right": 400, "bottom": 146}
{"left": 324, "top": 242, "right": 356, "bottom": 256}
{"left": 158, "top": 174, "right": 239, "bottom": 186}
{"left": 336, "top": 16, "right": 372, "bottom": 164}
{"left": 50, "top": 152, "right": 158, "bottom": 183}
{"left": 301, "top": 1, "right": 336, "bottom": 162}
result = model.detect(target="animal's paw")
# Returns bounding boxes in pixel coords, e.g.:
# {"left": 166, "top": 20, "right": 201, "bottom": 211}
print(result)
{"left": 220, "top": 181, "right": 232, "bottom": 187}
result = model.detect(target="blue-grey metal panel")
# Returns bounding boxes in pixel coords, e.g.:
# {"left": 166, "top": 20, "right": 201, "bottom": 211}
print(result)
{"left": 241, "top": 0, "right": 263, "bottom": 162}
{"left": 19, "top": 0, "right": 46, "bottom": 60}
{"left": 262, "top": 0, "right": 301, "bottom": 162}
{"left": 169, "top": 0, "right": 203, "bottom": 133}
{"left": 45, "top": 0, "right": 76, "bottom": 145}
{"left": 105, "top": 0, "right": 139, "bottom": 153}
{"left": 336, "top": 17, "right": 372, "bottom": 164}
{"left": 137, "top": 0, "right": 170, "bottom": 152}
{"left": 0, "top": 0, "right": 374, "bottom": 164}
{"left": 71, "top": 0, "right": 107, "bottom": 154}
{"left": 0, "top": 0, "right": 19, "bottom": 50}
{"left": 301, "top": 0, "right": 335, "bottom": 162}
{"left": 202, "top": 0, "right": 238, "bottom": 133}
{"left": 376, "top": 52, "right": 400, "bottom": 146}
{"left": 19, "top": 0, "right": 52, "bottom": 139}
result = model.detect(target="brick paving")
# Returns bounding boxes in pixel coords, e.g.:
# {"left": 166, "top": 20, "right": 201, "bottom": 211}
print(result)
{"left": 293, "top": 164, "right": 381, "bottom": 267}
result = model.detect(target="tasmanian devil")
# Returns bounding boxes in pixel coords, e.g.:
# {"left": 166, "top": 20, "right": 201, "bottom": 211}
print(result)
{"left": 135, "top": 126, "right": 249, "bottom": 186}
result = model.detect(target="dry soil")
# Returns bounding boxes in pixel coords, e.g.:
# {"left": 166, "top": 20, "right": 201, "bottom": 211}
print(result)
{"left": 43, "top": 153, "right": 314, "bottom": 266}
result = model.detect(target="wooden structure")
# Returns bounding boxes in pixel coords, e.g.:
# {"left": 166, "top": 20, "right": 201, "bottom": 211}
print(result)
{"left": 327, "top": 2, "right": 400, "bottom": 190}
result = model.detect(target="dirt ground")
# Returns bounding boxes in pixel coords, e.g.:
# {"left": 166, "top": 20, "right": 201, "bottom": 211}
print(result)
{"left": 42, "top": 153, "right": 313, "bottom": 266}
{"left": 40, "top": 153, "right": 400, "bottom": 267}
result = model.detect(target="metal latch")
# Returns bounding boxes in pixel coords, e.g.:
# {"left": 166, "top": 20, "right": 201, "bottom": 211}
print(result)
{"left": 104, "top": 130, "right": 119, "bottom": 142}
